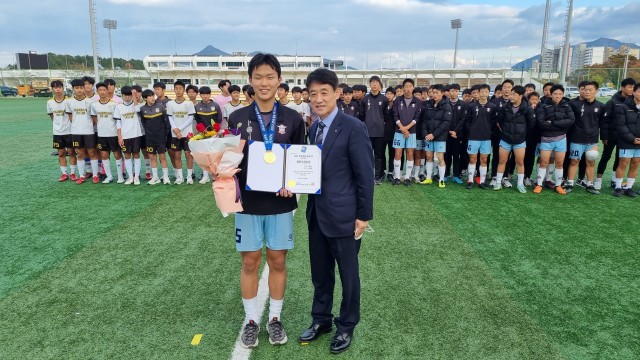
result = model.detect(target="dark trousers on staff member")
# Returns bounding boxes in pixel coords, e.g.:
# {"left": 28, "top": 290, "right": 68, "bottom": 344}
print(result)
{"left": 308, "top": 207, "right": 361, "bottom": 334}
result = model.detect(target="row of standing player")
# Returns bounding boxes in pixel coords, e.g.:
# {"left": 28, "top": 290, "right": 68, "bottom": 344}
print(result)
{"left": 331, "top": 77, "right": 640, "bottom": 197}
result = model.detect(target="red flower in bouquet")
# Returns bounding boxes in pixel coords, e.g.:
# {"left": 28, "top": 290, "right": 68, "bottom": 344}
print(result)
{"left": 196, "top": 123, "right": 206, "bottom": 133}
{"left": 213, "top": 123, "right": 221, "bottom": 132}
{"left": 186, "top": 132, "right": 194, "bottom": 140}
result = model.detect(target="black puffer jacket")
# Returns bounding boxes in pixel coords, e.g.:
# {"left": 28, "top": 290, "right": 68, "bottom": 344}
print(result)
{"left": 616, "top": 97, "right": 640, "bottom": 150}
{"left": 535, "top": 98, "right": 575, "bottom": 137}
{"left": 569, "top": 98, "right": 606, "bottom": 144}
{"left": 498, "top": 101, "right": 536, "bottom": 144}
{"left": 601, "top": 91, "right": 627, "bottom": 142}
{"left": 421, "top": 98, "right": 452, "bottom": 142}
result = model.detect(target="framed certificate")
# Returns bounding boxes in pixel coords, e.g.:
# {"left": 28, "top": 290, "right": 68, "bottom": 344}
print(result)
{"left": 246, "top": 141, "right": 322, "bottom": 194}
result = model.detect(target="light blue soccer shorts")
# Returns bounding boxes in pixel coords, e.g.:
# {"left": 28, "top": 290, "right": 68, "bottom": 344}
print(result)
{"left": 235, "top": 211, "right": 294, "bottom": 252}
{"left": 569, "top": 143, "right": 598, "bottom": 159}
{"left": 393, "top": 132, "right": 417, "bottom": 149}
{"left": 467, "top": 140, "right": 491, "bottom": 155}
{"left": 425, "top": 140, "right": 446, "bottom": 153}
{"left": 499, "top": 140, "right": 526, "bottom": 152}
{"left": 415, "top": 139, "right": 424, "bottom": 151}
{"left": 619, "top": 148, "right": 640, "bottom": 158}
{"left": 539, "top": 138, "right": 567, "bottom": 152}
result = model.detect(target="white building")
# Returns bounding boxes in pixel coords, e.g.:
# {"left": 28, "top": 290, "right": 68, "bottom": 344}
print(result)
{"left": 584, "top": 47, "right": 606, "bottom": 66}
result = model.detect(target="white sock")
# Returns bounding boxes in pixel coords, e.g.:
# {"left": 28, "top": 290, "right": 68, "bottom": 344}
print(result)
{"left": 268, "top": 297, "right": 283, "bottom": 321}
{"left": 134, "top": 158, "right": 141, "bottom": 177}
{"left": 162, "top": 168, "right": 169, "bottom": 178}
{"left": 420, "top": 158, "right": 427, "bottom": 175}
{"left": 242, "top": 297, "right": 259, "bottom": 325}
{"left": 567, "top": 179, "right": 575, "bottom": 186}
{"left": 625, "top": 178, "right": 636, "bottom": 189}
{"left": 426, "top": 161, "right": 434, "bottom": 179}
{"left": 70, "top": 164, "right": 77, "bottom": 175}
{"left": 546, "top": 164, "right": 555, "bottom": 181}
{"left": 90, "top": 160, "right": 99, "bottom": 176}
{"left": 116, "top": 161, "right": 124, "bottom": 180}
{"left": 438, "top": 165, "right": 446, "bottom": 181}
{"left": 78, "top": 161, "right": 85, "bottom": 176}
{"left": 537, "top": 167, "right": 547, "bottom": 186}
{"left": 102, "top": 160, "right": 111, "bottom": 178}
{"left": 202, "top": 171, "right": 210, "bottom": 181}
{"left": 468, "top": 164, "right": 475, "bottom": 181}
{"left": 124, "top": 159, "right": 133, "bottom": 178}
{"left": 187, "top": 168, "right": 193, "bottom": 178}
{"left": 175, "top": 168, "right": 181, "bottom": 179}
{"left": 479, "top": 166, "right": 487, "bottom": 183}
{"left": 152, "top": 168, "right": 158, "bottom": 178}
{"left": 60, "top": 166, "right": 67, "bottom": 175}
{"left": 145, "top": 159, "right": 151, "bottom": 174}
{"left": 554, "top": 169, "right": 563, "bottom": 186}
{"left": 413, "top": 165, "right": 421, "bottom": 178}
{"left": 393, "top": 160, "right": 401, "bottom": 179}
{"left": 496, "top": 172, "right": 504, "bottom": 184}
{"left": 614, "top": 177, "right": 623, "bottom": 189}
{"left": 517, "top": 173, "right": 524, "bottom": 186}
{"left": 405, "top": 161, "right": 414, "bottom": 179}
{"left": 611, "top": 175, "right": 619, "bottom": 184}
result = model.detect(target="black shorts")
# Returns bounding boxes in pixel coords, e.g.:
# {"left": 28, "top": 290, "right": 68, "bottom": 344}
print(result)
{"left": 97, "top": 136, "right": 120, "bottom": 152}
{"left": 140, "top": 135, "right": 147, "bottom": 148}
{"left": 145, "top": 143, "right": 167, "bottom": 154}
{"left": 53, "top": 134, "right": 72, "bottom": 149}
{"left": 170, "top": 137, "right": 190, "bottom": 152}
{"left": 121, "top": 137, "right": 142, "bottom": 154}
{"left": 166, "top": 131, "right": 173, "bottom": 149}
{"left": 71, "top": 134, "right": 97, "bottom": 149}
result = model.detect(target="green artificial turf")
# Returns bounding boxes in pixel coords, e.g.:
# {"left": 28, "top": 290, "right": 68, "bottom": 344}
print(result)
{"left": 0, "top": 97, "right": 638, "bottom": 359}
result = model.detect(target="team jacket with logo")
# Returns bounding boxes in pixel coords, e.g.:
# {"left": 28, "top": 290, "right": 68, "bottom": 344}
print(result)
{"left": 464, "top": 101, "right": 499, "bottom": 141}
{"left": 393, "top": 96, "right": 422, "bottom": 134}
{"left": 569, "top": 98, "right": 606, "bottom": 144}
{"left": 421, "top": 98, "right": 452, "bottom": 142}
{"left": 616, "top": 97, "right": 640, "bottom": 150}
{"left": 362, "top": 92, "right": 388, "bottom": 137}
{"left": 536, "top": 98, "right": 575, "bottom": 138}
{"left": 140, "top": 103, "right": 169, "bottom": 145}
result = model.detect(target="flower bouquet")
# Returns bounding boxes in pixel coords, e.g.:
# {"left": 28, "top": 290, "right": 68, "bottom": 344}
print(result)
{"left": 189, "top": 121, "right": 246, "bottom": 217}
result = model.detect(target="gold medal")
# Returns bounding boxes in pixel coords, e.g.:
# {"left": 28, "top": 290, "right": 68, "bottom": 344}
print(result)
{"left": 264, "top": 151, "right": 276, "bottom": 164}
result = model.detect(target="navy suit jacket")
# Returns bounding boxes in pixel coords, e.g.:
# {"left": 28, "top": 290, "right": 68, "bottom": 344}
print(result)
{"left": 306, "top": 110, "right": 375, "bottom": 238}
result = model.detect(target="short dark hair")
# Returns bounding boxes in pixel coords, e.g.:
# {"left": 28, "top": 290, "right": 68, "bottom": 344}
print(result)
{"left": 343, "top": 86, "right": 353, "bottom": 94}
{"left": 402, "top": 78, "right": 415, "bottom": 87}
{"left": 512, "top": 85, "right": 525, "bottom": 96}
{"left": 218, "top": 79, "right": 231, "bottom": 89}
{"left": 142, "top": 89, "right": 155, "bottom": 99}
{"left": 199, "top": 86, "right": 212, "bottom": 94}
{"left": 584, "top": 81, "right": 599, "bottom": 90}
{"left": 502, "top": 79, "right": 514, "bottom": 86}
{"left": 186, "top": 84, "right": 199, "bottom": 93}
{"left": 132, "top": 85, "right": 142, "bottom": 93}
{"left": 633, "top": 83, "right": 640, "bottom": 92}
{"left": 431, "top": 84, "right": 445, "bottom": 93}
{"left": 50, "top": 80, "right": 64, "bottom": 88}
{"left": 524, "top": 83, "right": 536, "bottom": 90}
{"left": 412, "top": 88, "right": 421, "bottom": 95}
{"left": 369, "top": 75, "right": 382, "bottom": 85}
{"left": 247, "top": 86, "right": 255, "bottom": 98}
{"left": 306, "top": 68, "right": 339, "bottom": 90}
{"left": 494, "top": 84, "right": 503, "bottom": 92}
{"left": 385, "top": 86, "right": 395, "bottom": 94}
{"left": 527, "top": 91, "right": 540, "bottom": 99}
{"left": 104, "top": 78, "right": 116, "bottom": 87}
{"left": 462, "top": 89, "right": 472, "bottom": 95}
{"left": 621, "top": 78, "right": 637, "bottom": 88}
{"left": 70, "top": 79, "right": 83, "bottom": 88}
{"left": 174, "top": 80, "right": 186, "bottom": 89}
{"left": 153, "top": 82, "right": 166, "bottom": 89}
{"left": 301, "top": 88, "right": 308, "bottom": 93}
{"left": 338, "top": 83, "right": 349, "bottom": 89}
{"left": 394, "top": 84, "right": 403, "bottom": 91}
{"left": 241, "top": 84, "right": 250, "bottom": 92}
{"left": 81, "top": 76, "right": 95, "bottom": 85}
{"left": 543, "top": 82, "right": 555, "bottom": 89}
{"left": 229, "top": 85, "right": 241, "bottom": 93}
{"left": 278, "top": 83, "right": 289, "bottom": 92}
{"left": 248, "top": 53, "right": 281, "bottom": 78}
{"left": 291, "top": 86, "right": 302, "bottom": 93}
{"left": 95, "top": 82, "right": 107, "bottom": 90}
{"left": 449, "top": 83, "right": 461, "bottom": 90}
{"left": 578, "top": 80, "right": 589, "bottom": 88}
{"left": 550, "top": 84, "right": 565, "bottom": 94}
{"left": 121, "top": 86, "right": 133, "bottom": 96}
{"left": 478, "top": 84, "right": 491, "bottom": 91}
{"left": 471, "top": 84, "right": 480, "bottom": 91}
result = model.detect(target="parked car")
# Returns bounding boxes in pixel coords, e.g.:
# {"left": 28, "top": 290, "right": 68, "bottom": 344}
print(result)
{"left": 1, "top": 86, "right": 18, "bottom": 97}
{"left": 598, "top": 87, "right": 617, "bottom": 97}
{"left": 565, "top": 86, "right": 580, "bottom": 98}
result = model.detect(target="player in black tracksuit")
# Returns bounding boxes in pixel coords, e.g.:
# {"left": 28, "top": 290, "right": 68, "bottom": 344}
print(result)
{"left": 612, "top": 92, "right": 640, "bottom": 197}
{"left": 444, "top": 85, "right": 467, "bottom": 182}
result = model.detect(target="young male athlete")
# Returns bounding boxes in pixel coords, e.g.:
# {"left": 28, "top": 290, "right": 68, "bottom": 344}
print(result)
{"left": 194, "top": 86, "right": 223, "bottom": 181}
{"left": 363, "top": 76, "right": 388, "bottom": 184}
{"left": 187, "top": 84, "right": 199, "bottom": 106}
{"left": 223, "top": 85, "right": 246, "bottom": 124}
{"left": 420, "top": 84, "right": 451, "bottom": 188}
{"left": 523, "top": 91, "right": 541, "bottom": 185}
{"left": 445, "top": 84, "right": 466, "bottom": 184}
{"left": 392, "top": 78, "right": 421, "bottom": 186}
{"left": 227, "top": 53, "right": 305, "bottom": 348}
{"left": 47, "top": 80, "right": 75, "bottom": 181}
{"left": 384, "top": 86, "right": 398, "bottom": 181}
{"left": 167, "top": 81, "right": 196, "bottom": 184}
{"left": 114, "top": 86, "right": 144, "bottom": 185}
{"left": 534, "top": 85, "right": 575, "bottom": 195}
{"left": 140, "top": 89, "right": 171, "bottom": 185}
{"left": 612, "top": 83, "right": 640, "bottom": 197}
{"left": 66, "top": 79, "right": 100, "bottom": 184}
{"left": 91, "top": 82, "right": 123, "bottom": 184}
{"left": 288, "top": 86, "right": 312, "bottom": 129}
{"left": 214, "top": 79, "right": 232, "bottom": 107}
{"left": 154, "top": 82, "right": 173, "bottom": 174}
{"left": 132, "top": 84, "right": 151, "bottom": 180}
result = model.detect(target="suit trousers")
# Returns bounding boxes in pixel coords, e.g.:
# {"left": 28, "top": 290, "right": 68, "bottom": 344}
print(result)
{"left": 308, "top": 208, "right": 361, "bottom": 334}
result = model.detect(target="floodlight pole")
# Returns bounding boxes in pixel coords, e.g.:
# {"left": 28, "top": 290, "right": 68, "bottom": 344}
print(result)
{"left": 89, "top": 0, "right": 100, "bottom": 82}
{"left": 451, "top": 19, "right": 462, "bottom": 69}
{"left": 103, "top": 19, "right": 118, "bottom": 70}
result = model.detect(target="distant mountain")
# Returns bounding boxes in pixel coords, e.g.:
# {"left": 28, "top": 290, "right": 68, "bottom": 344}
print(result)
{"left": 193, "top": 45, "right": 230, "bottom": 56}
{"left": 511, "top": 37, "right": 639, "bottom": 70}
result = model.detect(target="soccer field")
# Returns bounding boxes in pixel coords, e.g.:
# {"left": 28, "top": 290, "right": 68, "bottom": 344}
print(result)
{"left": 0, "top": 97, "right": 638, "bottom": 360}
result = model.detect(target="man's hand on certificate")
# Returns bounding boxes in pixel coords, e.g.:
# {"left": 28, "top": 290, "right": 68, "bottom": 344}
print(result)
{"left": 354, "top": 219, "right": 368, "bottom": 240}
{"left": 276, "top": 188, "right": 294, "bottom": 197}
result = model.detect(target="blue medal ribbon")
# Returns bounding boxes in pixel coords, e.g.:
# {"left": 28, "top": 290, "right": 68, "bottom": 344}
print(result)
{"left": 253, "top": 101, "right": 278, "bottom": 151}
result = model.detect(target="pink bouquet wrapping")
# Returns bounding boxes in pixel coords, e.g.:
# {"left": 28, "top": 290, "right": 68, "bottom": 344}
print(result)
{"left": 189, "top": 133, "right": 246, "bottom": 217}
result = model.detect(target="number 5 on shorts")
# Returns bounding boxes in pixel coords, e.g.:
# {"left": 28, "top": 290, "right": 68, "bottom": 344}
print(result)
{"left": 393, "top": 139, "right": 401, "bottom": 147}
{"left": 235, "top": 228, "right": 242, "bottom": 243}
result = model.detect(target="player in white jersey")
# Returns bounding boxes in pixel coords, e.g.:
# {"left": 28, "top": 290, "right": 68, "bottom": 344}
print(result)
{"left": 91, "top": 82, "right": 123, "bottom": 184}
{"left": 47, "top": 80, "right": 76, "bottom": 181}
{"left": 222, "top": 85, "right": 246, "bottom": 123}
{"left": 114, "top": 86, "right": 144, "bottom": 185}
{"left": 132, "top": 85, "right": 152, "bottom": 181}
{"left": 167, "top": 81, "right": 196, "bottom": 184}
{"left": 287, "top": 86, "right": 312, "bottom": 132}
{"left": 66, "top": 79, "right": 100, "bottom": 184}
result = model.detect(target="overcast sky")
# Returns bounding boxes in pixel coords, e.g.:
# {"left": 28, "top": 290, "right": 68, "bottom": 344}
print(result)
{"left": 0, "top": 0, "right": 637, "bottom": 69}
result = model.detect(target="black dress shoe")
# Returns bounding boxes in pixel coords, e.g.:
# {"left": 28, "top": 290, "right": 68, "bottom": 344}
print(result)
{"left": 330, "top": 332, "right": 352, "bottom": 354}
{"left": 299, "top": 323, "right": 332, "bottom": 343}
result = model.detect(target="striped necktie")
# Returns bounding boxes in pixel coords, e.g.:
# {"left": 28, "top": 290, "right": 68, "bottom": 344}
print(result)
{"left": 316, "top": 121, "right": 326, "bottom": 145}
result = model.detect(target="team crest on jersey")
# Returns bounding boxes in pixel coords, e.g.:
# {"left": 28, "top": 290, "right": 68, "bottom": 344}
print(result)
{"left": 458, "top": 106, "right": 461, "bottom": 110}
{"left": 155, "top": 107, "right": 160, "bottom": 113}
{"left": 378, "top": 101, "right": 382, "bottom": 106}
{"left": 411, "top": 103, "right": 415, "bottom": 108}
{"left": 487, "top": 108, "right": 491, "bottom": 112}
{"left": 350, "top": 106, "right": 354, "bottom": 110}
{"left": 594, "top": 108, "right": 599, "bottom": 113}
{"left": 278, "top": 124, "right": 287, "bottom": 134}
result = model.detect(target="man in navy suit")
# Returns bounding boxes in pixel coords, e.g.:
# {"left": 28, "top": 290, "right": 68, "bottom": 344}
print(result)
{"left": 298, "top": 68, "right": 374, "bottom": 354}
